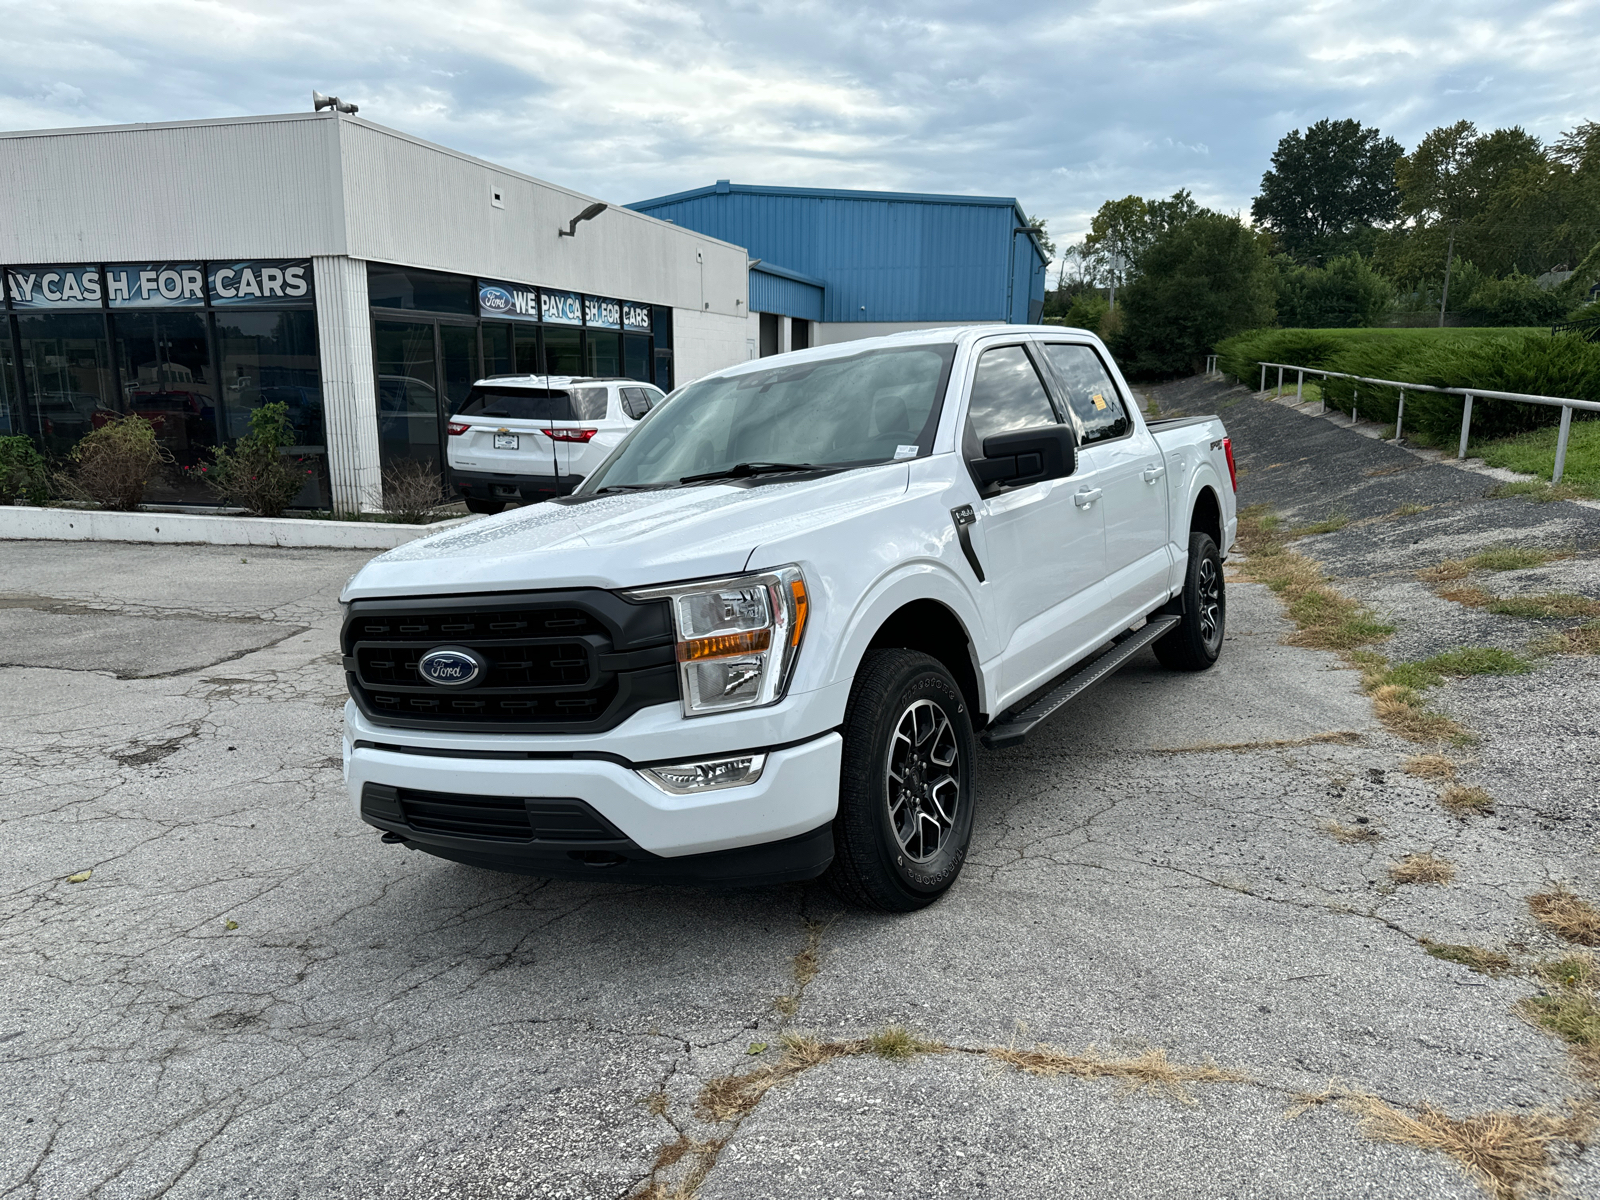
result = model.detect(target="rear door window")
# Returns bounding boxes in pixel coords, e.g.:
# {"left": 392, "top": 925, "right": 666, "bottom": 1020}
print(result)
{"left": 620, "top": 387, "right": 650, "bottom": 420}
{"left": 571, "top": 387, "right": 610, "bottom": 421}
{"left": 1039, "top": 343, "right": 1130, "bottom": 444}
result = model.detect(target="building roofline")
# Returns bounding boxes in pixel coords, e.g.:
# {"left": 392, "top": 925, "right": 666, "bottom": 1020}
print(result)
{"left": 0, "top": 111, "right": 750, "bottom": 257}
{"left": 628, "top": 180, "right": 1027, "bottom": 215}
{"left": 749, "top": 261, "right": 826, "bottom": 289}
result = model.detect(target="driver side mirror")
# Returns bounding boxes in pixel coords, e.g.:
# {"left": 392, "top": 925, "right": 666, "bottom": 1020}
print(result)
{"left": 970, "top": 425, "right": 1077, "bottom": 490}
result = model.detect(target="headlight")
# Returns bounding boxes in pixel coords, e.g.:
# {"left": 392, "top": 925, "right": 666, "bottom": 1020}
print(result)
{"left": 626, "top": 565, "right": 809, "bottom": 717}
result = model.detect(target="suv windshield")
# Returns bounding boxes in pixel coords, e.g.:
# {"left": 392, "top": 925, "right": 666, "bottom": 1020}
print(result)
{"left": 456, "top": 385, "right": 608, "bottom": 422}
{"left": 582, "top": 345, "right": 955, "bottom": 491}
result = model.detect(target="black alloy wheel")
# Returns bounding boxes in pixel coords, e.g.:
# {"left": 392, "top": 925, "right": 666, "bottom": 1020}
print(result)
{"left": 827, "top": 649, "right": 976, "bottom": 912}
{"left": 1153, "top": 530, "right": 1226, "bottom": 671}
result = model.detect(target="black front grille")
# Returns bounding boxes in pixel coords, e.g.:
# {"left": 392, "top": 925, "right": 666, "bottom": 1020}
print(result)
{"left": 343, "top": 589, "right": 677, "bottom": 734}
{"left": 361, "top": 783, "right": 628, "bottom": 843}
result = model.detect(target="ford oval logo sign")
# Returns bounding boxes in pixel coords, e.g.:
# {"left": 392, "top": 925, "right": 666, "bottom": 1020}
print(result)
{"left": 418, "top": 646, "right": 486, "bottom": 688}
{"left": 479, "top": 285, "right": 514, "bottom": 313}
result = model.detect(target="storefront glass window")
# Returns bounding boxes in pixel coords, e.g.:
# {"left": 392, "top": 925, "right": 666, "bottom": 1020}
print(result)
{"left": 373, "top": 320, "right": 441, "bottom": 477}
{"left": 544, "top": 327, "right": 583, "bottom": 376}
{"left": 515, "top": 328, "right": 541, "bottom": 374}
{"left": 367, "top": 264, "right": 475, "bottom": 314}
{"left": 110, "top": 311, "right": 218, "bottom": 467}
{"left": 482, "top": 322, "right": 514, "bottom": 378}
{"left": 215, "top": 310, "right": 321, "bottom": 443}
{"left": 0, "top": 328, "right": 19, "bottom": 436}
{"left": 623, "top": 333, "right": 650, "bottom": 383}
{"left": 15, "top": 312, "right": 115, "bottom": 457}
{"left": 586, "top": 330, "right": 621, "bottom": 377}
{"left": 440, "top": 324, "right": 478, "bottom": 413}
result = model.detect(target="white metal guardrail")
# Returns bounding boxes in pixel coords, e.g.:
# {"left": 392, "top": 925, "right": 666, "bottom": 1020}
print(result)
{"left": 1254, "top": 361, "right": 1600, "bottom": 485}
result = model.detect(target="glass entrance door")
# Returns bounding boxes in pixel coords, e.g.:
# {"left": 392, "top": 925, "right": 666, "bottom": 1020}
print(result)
{"left": 373, "top": 320, "right": 441, "bottom": 475}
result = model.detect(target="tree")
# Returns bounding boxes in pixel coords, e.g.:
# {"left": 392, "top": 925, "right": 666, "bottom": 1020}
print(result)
{"left": 1251, "top": 119, "right": 1402, "bottom": 262}
{"left": 1083, "top": 190, "right": 1202, "bottom": 303}
{"left": 1023, "top": 213, "right": 1056, "bottom": 261}
{"left": 1112, "top": 213, "right": 1276, "bottom": 376}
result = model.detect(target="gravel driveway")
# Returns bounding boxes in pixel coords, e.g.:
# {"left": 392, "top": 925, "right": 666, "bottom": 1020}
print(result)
{"left": 3, "top": 381, "right": 1597, "bottom": 1199}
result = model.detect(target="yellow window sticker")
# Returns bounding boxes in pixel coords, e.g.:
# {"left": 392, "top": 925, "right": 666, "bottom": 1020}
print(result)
{"left": 1092, "top": 393, "right": 1108, "bottom": 411}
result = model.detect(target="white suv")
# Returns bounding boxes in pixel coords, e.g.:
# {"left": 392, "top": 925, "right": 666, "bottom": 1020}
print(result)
{"left": 446, "top": 375, "right": 667, "bottom": 514}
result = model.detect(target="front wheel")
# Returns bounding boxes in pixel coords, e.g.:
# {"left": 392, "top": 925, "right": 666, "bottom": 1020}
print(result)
{"left": 825, "top": 649, "right": 976, "bottom": 912}
{"left": 1153, "top": 531, "right": 1225, "bottom": 671}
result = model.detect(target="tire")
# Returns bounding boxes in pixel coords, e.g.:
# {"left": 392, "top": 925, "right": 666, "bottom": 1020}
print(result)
{"left": 825, "top": 649, "right": 976, "bottom": 912}
{"left": 465, "top": 498, "right": 506, "bottom": 515}
{"left": 1153, "top": 531, "right": 1225, "bottom": 671}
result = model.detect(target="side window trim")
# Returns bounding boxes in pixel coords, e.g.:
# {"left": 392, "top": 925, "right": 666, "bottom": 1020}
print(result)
{"left": 1035, "top": 339, "right": 1134, "bottom": 447}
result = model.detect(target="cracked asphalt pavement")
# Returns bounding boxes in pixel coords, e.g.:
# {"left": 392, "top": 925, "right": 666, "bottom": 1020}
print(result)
{"left": 4, "top": 382, "right": 1598, "bottom": 1198}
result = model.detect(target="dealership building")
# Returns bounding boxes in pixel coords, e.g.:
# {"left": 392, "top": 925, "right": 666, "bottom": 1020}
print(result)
{"left": 0, "top": 110, "right": 1047, "bottom": 513}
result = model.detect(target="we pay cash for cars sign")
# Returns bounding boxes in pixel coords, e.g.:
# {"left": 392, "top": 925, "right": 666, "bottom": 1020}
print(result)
{"left": 4, "top": 261, "right": 314, "bottom": 308}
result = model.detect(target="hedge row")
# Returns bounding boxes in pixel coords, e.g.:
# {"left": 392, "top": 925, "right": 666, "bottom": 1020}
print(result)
{"left": 1214, "top": 327, "right": 1600, "bottom": 444}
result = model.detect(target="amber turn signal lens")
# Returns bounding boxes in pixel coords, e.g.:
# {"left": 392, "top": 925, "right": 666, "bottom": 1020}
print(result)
{"left": 678, "top": 628, "right": 772, "bottom": 662}
{"left": 789, "top": 579, "right": 808, "bottom": 647}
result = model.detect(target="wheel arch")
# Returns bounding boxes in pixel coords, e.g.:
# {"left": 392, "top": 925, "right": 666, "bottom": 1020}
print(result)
{"left": 860, "top": 598, "right": 985, "bottom": 727}
{"left": 1189, "top": 482, "right": 1223, "bottom": 547}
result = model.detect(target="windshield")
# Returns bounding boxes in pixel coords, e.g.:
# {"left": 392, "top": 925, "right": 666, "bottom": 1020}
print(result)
{"left": 582, "top": 345, "right": 955, "bottom": 491}
{"left": 456, "top": 385, "right": 608, "bottom": 422}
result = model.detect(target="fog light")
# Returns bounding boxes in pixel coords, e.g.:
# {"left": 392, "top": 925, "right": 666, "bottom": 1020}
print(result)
{"left": 639, "top": 753, "right": 766, "bottom": 795}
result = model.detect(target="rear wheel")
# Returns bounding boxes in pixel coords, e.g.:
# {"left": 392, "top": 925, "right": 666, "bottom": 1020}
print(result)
{"left": 1153, "top": 531, "right": 1225, "bottom": 671}
{"left": 464, "top": 498, "right": 506, "bottom": 515}
{"left": 825, "top": 649, "right": 976, "bottom": 912}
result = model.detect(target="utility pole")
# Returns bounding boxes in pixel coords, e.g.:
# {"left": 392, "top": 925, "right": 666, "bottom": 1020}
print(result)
{"left": 1438, "top": 223, "right": 1457, "bottom": 328}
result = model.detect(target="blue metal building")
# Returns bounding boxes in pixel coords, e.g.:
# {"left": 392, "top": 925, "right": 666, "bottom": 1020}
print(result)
{"left": 627, "top": 181, "right": 1049, "bottom": 342}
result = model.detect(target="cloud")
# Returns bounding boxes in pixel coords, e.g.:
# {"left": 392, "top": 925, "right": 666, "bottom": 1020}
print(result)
{"left": 0, "top": 0, "right": 1596, "bottom": 246}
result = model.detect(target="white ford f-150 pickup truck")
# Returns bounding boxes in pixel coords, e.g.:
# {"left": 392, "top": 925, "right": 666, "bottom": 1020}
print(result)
{"left": 341, "top": 324, "right": 1238, "bottom": 911}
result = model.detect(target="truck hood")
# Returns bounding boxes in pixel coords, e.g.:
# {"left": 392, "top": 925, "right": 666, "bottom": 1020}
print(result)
{"left": 343, "top": 463, "right": 911, "bottom": 598}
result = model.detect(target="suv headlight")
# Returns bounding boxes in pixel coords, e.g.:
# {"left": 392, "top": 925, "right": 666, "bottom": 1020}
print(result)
{"left": 626, "top": 566, "right": 809, "bottom": 717}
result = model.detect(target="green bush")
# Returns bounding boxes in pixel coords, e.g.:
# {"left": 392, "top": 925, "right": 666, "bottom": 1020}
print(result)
{"left": 66, "top": 416, "right": 169, "bottom": 510}
{"left": 1216, "top": 326, "right": 1600, "bottom": 444}
{"left": 1458, "top": 274, "right": 1567, "bottom": 326}
{"left": 205, "top": 402, "right": 308, "bottom": 517}
{"left": 1275, "top": 254, "right": 1391, "bottom": 328}
{"left": 0, "top": 435, "right": 50, "bottom": 505}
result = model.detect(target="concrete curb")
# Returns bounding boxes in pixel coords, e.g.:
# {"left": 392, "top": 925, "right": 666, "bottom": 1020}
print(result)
{"left": 0, "top": 506, "right": 478, "bottom": 550}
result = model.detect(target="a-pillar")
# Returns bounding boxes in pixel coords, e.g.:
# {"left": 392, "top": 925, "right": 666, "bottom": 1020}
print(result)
{"left": 314, "top": 255, "right": 382, "bottom": 515}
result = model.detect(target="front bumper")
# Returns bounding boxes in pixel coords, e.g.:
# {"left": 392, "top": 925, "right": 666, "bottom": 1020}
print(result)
{"left": 344, "top": 718, "right": 842, "bottom": 870}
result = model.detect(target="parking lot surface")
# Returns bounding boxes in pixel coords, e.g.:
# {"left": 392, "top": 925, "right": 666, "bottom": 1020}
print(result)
{"left": 3, "top": 381, "right": 1598, "bottom": 1198}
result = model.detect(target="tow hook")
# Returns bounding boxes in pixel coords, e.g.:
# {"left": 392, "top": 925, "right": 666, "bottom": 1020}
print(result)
{"left": 380, "top": 831, "right": 409, "bottom": 846}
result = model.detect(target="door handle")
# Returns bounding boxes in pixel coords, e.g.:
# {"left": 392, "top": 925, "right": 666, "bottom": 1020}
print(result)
{"left": 1073, "top": 487, "right": 1103, "bottom": 508}
{"left": 1143, "top": 464, "right": 1166, "bottom": 483}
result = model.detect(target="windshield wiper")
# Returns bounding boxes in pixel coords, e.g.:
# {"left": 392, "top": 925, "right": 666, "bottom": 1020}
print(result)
{"left": 679, "top": 461, "right": 823, "bottom": 485}
{"left": 593, "top": 483, "right": 674, "bottom": 494}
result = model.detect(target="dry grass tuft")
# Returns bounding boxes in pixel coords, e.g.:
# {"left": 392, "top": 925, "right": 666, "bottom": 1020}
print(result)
{"left": 774, "top": 919, "right": 826, "bottom": 1019}
{"left": 1372, "top": 684, "right": 1469, "bottom": 744}
{"left": 1425, "top": 943, "right": 1514, "bottom": 976}
{"left": 1403, "top": 754, "right": 1457, "bottom": 780}
{"left": 1232, "top": 508, "right": 1393, "bottom": 651}
{"left": 1440, "top": 785, "right": 1495, "bottom": 816}
{"left": 1440, "top": 585, "right": 1494, "bottom": 608}
{"left": 989, "top": 1044, "right": 1249, "bottom": 1104}
{"left": 1532, "top": 621, "right": 1600, "bottom": 656}
{"left": 1292, "top": 511, "right": 1352, "bottom": 537}
{"left": 1346, "top": 1095, "right": 1594, "bottom": 1200}
{"left": 867, "top": 1025, "right": 947, "bottom": 1061}
{"left": 1390, "top": 852, "right": 1456, "bottom": 886}
{"left": 1389, "top": 502, "right": 1432, "bottom": 517}
{"left": 1324, "top": 821, "right": 1381, "bottom": 844}
{"left": 1421, "top": 560, "right": 1473, "bottom": 583}
{"left": 1529, "top": 889, "right": 1600, "bottom": 947}
{"left": 1467, "top": 545, "right": 1568, "bottom": 571}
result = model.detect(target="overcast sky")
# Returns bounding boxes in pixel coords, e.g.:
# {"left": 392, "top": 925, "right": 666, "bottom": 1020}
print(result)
{"left": 3, "top": 0, "right": 1597, "bottom": 258}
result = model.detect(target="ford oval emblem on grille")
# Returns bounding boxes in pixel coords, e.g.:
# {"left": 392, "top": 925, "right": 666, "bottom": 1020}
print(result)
{"left": 418, "top": 646, "right": 486, "bottom": 688}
